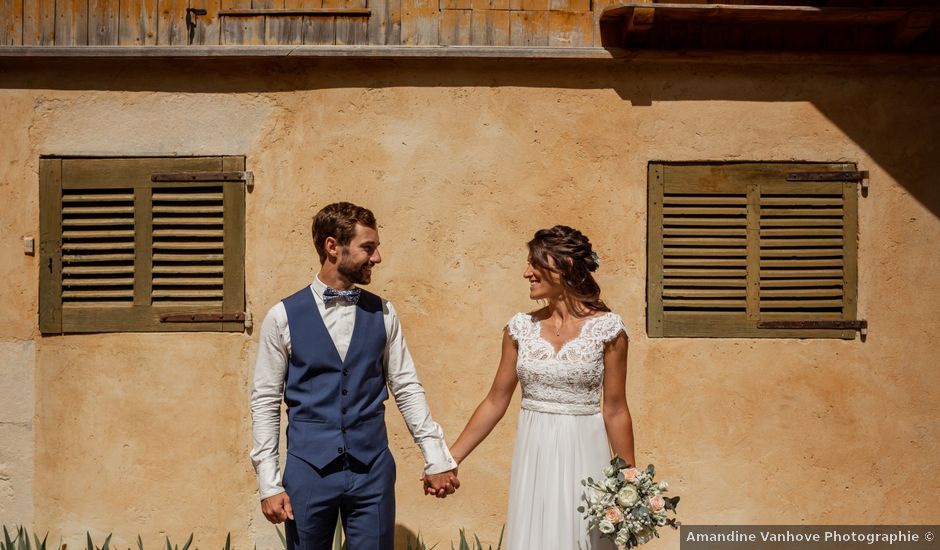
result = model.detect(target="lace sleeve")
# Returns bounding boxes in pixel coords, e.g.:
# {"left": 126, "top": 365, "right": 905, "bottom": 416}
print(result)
{"left": 505, "top": 313, "right": 529, "bottom": 342}
{"left": 590, "top": 313, "right": 627, "bottom": 343}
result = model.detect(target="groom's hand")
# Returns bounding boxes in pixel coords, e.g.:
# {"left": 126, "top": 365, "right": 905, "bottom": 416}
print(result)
{"left": 422, "top": 468, "right": 460, "bottom": 498}
{"left": 261, "top": 492, "right": 295, "bottom": 524}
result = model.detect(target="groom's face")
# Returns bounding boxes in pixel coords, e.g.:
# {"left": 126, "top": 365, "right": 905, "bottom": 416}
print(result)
{"left": 337, "top": 223, "right": 382, "bottom": 285}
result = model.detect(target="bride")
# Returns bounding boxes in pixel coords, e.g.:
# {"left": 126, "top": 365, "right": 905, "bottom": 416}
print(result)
{"left": 445, "top": 225, "right": 635, "bottom": 549}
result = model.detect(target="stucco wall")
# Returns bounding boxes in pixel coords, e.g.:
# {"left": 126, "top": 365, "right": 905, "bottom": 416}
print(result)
{"left": 0, "top": 58, "right": 938, "bottom": 548}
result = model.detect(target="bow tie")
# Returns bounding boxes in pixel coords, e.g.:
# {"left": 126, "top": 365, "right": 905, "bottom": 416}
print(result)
{"left": 323, "top": 287, "right": 361, "bottom": 305}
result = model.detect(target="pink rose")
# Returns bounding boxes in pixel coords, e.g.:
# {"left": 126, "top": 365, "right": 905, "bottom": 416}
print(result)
{"left": 604, "top": 506, "right": 624, "bottom": 524}
{"left": 648, "top": 494, "right": 665, "bottom": 512}
{"left": 622, "top": 467, "right": 640, "bottom": 483}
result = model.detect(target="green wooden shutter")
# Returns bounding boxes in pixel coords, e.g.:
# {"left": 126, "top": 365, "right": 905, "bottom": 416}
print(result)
{"left": 647, "top": 162, "right": 860, "bottom": 339}
{"left": 39, "top": 156, "right": 246, "bottom": 334}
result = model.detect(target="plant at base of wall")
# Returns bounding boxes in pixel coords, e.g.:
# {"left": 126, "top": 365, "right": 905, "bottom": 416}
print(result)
{"left": 273, "top": 524, "right": 503, "bottom": 550}
{"left": 1, "top": 527, "right": 233, "bottom": 550}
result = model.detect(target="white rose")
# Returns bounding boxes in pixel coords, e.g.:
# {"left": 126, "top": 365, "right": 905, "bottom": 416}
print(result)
{"left": 604, "top": 465, "right": 618, "bottom": 478}
{"left": 599, "top": 519, "right": 616, "bottom": 534}
{"left": 616, "top": 485, "right": 640, "bottom": 508}
{"left": 605, "top": 477, "right": 621, "bottom": 492}
{"left": 658, "top": 481, "right": 669, "bottom": 491}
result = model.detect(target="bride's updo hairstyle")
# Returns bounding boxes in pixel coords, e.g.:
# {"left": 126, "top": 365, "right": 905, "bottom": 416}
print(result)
{"left": 527, "top": 225, "right": 610, "bottom": 313}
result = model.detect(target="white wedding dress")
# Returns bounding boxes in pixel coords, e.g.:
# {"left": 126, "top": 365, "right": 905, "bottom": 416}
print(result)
{"left": 504, "top": 311, "right": 626, "bottom": 550}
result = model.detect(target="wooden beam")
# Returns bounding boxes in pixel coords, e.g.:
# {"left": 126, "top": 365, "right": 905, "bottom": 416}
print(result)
{"left": 602, "top": 4, "right": 940, "bottom": 26}
{"left": 623, "top": 6, "right": 653, "bottom": 47}
{"left": 2, "top": 45, "right": 940, "bottom": 67}
{"left": 894, "top": 11, "right": 933, "bottom": 50}
{"left": 221, "top": 8, "right": 371, "bottom": 15}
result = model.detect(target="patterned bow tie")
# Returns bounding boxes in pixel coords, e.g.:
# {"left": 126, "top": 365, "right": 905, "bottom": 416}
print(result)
{"left": 323, "top": 287, "right": 361, "bottom": 305}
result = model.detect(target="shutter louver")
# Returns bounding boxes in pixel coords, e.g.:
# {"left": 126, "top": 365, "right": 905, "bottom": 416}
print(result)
{"left": 759, "top": 187, "right": 845, "bottom": 319}
{"left": 151, "top": 185, "right": 226, "bottom": 307}
{"left": 61, "top": 188, "right": 136, "bottom": 306}
{"left": 662, "top": 192, "right": 748, "bottom": 314}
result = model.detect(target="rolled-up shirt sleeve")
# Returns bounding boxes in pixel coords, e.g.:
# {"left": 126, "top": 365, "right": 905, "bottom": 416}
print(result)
{"left": 250, "top": 303, "right": 289, "bottom": 500}
{"left": 384, "top": 301, "right": 458, "bottom": 475}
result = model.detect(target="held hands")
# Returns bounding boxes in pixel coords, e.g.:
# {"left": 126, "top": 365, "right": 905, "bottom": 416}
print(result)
{"left": 420, "top": 468, "right": 460, "bottom": 498}
{"left": 261, "top": 492, "right": 294, "bottom": 524}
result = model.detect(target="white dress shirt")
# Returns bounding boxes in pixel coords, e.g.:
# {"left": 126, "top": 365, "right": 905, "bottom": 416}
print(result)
{"left": 250, "top": 276, "right": 457, "bottom": 499}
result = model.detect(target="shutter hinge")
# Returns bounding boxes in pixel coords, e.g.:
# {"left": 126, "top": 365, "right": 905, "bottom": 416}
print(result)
{"left": 757, "top": 319, "right": 867, "bottom": 337}
{"left": 152, "top": 171, "right": 254, "bottom": 191}
{"left": 786, "top": 170, "right": 869, "bottom": 193}
{"left": 160, "top": 312, "right": 252, "bottom": 329}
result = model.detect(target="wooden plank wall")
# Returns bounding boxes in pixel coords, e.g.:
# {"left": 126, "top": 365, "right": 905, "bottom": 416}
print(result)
{"left": 0, "top": 0, "right": 599, "bottom": 46}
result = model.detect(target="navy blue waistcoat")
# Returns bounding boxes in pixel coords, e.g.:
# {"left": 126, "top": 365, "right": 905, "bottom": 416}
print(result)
{"left": 282, "top": 286, "right": 389, "bottom": 469}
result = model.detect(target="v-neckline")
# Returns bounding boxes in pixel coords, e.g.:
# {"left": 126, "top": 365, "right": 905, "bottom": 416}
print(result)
{"left": 311, "top": 287, "right": 362, "bottom": 366}
{"left": 533, "top": 312, "right": 609, "bottom": 357}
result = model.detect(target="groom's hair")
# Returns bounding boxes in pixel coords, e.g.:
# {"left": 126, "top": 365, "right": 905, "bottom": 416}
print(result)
{"left": 312, "top": 202, "right": 377, "bottom": 263}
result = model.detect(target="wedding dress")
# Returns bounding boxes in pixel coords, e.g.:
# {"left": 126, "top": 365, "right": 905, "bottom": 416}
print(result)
{"left": 504, "top": 311, "right": 626, "bottom": 550}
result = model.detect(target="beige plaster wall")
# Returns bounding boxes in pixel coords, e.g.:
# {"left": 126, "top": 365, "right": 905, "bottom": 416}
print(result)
{"left": 0, "top": 58, "right": 938, "bottom": 548}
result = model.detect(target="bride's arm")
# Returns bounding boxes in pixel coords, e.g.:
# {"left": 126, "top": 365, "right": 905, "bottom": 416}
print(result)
{"left": 602, "top": 332, "right": 636, "bottom": 467}
{"left": 448, "top": 328, "right": 519, "bottom": 465}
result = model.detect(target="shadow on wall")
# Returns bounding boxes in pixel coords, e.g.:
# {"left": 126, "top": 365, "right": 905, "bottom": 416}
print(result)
{"left": 395, "top": 523, "right": 419, "bottom": 548}
{"left": 0, "top": 56, "right": 938, "bottom": 220}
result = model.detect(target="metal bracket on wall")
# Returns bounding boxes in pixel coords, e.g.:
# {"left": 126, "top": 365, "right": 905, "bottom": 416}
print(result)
{"left": 787, "top": 170, "right": 870, "bottom": 194}
{"left": 757, "top": 319, "right": 868, "bottom": 337}
{"left": 151, "top": 171, "right": 254, "bottom": 191}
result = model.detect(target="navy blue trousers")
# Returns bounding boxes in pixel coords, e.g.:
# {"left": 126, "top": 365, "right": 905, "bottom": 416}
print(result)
{"left": 284, "top": 448, "right": 396, "bottom": 550}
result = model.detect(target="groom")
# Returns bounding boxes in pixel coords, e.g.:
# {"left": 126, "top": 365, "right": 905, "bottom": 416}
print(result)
{"left": 250, "top": 202, "right": 460, "bottom": 549}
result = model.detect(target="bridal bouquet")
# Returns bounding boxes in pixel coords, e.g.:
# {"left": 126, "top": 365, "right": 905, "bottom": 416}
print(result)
{"left": 578, "top": 456, "right": 680, "bottom": 549}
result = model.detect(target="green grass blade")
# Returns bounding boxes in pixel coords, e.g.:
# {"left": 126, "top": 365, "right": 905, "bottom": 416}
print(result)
{"left": 101, "top": 534, "right": 112, "bottom": 550}
{"left": 496, "top": 525, "right": 504, "bottom": 550}
{"left": 3, "top": 525, "right": 14, "bottom": 550}
{"left": 136, "top": 535, "right": 143, "bottom": 550}
{"left": 222, "top": 534, "right": 230, "bottom": 550}
{"left": 180, "top": 534, "right": 193, "bottom": 550}
{"left": 164, "top": 537, "right": 172, "bottom": 550}
{"left": 86, "top": 533, "right": 94, "bottom": 550}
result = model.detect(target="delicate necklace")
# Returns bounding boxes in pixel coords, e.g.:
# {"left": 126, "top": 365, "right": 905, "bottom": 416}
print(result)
{"left": 553, "top": 319, "right": 564, "bottom": 336}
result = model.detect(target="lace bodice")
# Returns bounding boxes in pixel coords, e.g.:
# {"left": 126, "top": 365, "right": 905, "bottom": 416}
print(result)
{"left": 507, "top": 311, "right": 627, "bottom": 415}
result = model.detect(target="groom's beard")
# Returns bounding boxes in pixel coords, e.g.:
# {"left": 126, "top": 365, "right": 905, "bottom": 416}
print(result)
{"left": 338, "top": 255, "right": 373, "bottom": 285}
